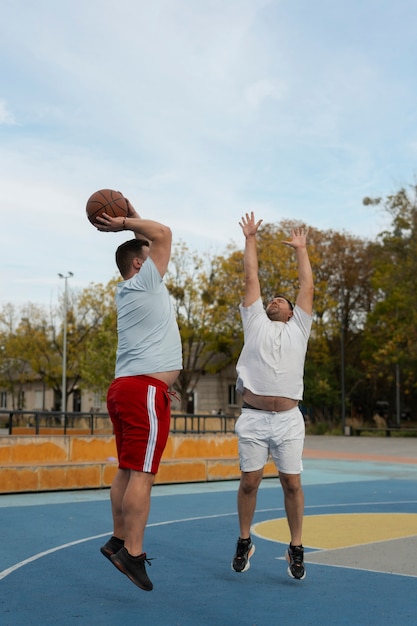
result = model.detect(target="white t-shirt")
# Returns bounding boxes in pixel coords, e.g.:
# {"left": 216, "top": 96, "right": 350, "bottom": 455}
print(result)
{"left": 114, "top": 257, "right": 182, "bottom": 378}
{"left": 236, "top": 297, "right": 312, "bottom": 400}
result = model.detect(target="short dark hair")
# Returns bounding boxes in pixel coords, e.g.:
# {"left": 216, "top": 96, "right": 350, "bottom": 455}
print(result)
{"left": 115, "top": 239, "right": 149, "bottom": 278}
{"left": 274, "top": 294, "right": 294, "bottom": 311}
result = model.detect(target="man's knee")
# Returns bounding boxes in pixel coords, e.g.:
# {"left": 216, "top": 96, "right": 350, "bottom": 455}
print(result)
{"left": 279, "top": 473, "right": 302, "bottom": 496}
{"left": 240, "top": 470, "right": 263, "bottom": 494}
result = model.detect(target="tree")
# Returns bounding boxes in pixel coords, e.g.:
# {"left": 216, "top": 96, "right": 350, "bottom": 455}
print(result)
{"left": 167, "top": 221, "right": 378, "bottom": 422}
{"left": 6, "top": 197, "right": 416, "bottom": 425}
{"left": 0, "top": 304, "right": 54, "bottom": 409}
{"left": 0, "top": 281, "right": 119, "bottom": 410}
{"left": 361, "top": 184, "right": 417, "bottom": 420}
{"left": 77, "top": 279, "right": 118, "bottom": 397}
{"left": 307, "top": 228, "right": 377, "bottom": 420}
{"left": 230, "top": 221, "right": 376, "bottom": 421}
{"left": 165, "top": 242, "right": 243, "bottom": 411}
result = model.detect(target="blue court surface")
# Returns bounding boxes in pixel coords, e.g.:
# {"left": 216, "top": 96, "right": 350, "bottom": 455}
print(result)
{"left": 1, "top": 442, "right": 416, "bottom": 626}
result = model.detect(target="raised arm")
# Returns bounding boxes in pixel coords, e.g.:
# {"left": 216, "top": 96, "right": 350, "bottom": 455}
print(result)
{"left": 239, "top": 212, "right": 263, "bottom": 307}
{"left": 124, "top": 199, "right": 150, "bottom": 242}
{"left": 96, "top": 200, "right": 172, "bottom": 277}
{"left": 282, "top": 227, "right": 314, "bottom": 315}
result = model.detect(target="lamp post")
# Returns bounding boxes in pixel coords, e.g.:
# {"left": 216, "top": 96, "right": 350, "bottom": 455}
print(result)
{"left": 340, "top": 316, "right": 346, "bottom": 433}
{"left": 58, "top": 272, "right": 73, "bottom": 414}
{"left": 340, "top": 287, "right": 346, "bottom": 435}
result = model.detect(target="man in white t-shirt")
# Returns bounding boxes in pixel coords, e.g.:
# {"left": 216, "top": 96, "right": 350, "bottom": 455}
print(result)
{"left": 95, "top": 199, "right": 182, "bottom": 592}
{"left": 232, "top": 212, "right": 314, "bottom": 581}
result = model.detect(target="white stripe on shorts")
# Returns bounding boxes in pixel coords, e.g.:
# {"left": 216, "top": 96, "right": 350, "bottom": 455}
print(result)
{"left": 143, "top": 384, "right": 158, "bottom": 472}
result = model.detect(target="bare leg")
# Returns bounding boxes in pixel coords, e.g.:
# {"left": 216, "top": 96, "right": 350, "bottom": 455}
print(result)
{"left": 122, "top": 470, "right": 155, "bottom": 556}
{"left": 279, "top": 472, "right": 304, "bottom": 545}
{"left": 110, "top": 468, "right": 130, "bottom": 539}
{"left": 237, "top": 469, "right": 264, "bottom": 537}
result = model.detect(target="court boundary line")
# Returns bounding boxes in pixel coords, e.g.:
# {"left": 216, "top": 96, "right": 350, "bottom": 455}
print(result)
{"left": 2, "top": 497, "right": 416, "bottom": 581}
{"left": 288, "top": 558, "right": 417, "bottom": 579}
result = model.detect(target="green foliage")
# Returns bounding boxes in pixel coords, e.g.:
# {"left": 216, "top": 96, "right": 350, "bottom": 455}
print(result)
{"left": 361, "top": 184, "right": 417, "bottom": 410}
{"left": 78, "top": 280, "right": 118, "bottom": 395}
{"left": 2, "top": 183, "right": 417, "bottom": 422}
{"left": 0, "top": 280, "right": 119, "bottom": 407}
{"left": 165, "top": 242, "right": 244, "bottom": 410}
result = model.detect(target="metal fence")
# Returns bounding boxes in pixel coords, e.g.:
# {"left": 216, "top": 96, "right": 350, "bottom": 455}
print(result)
{"left": 0, "top": 409, "right": 237, "bottom": 435}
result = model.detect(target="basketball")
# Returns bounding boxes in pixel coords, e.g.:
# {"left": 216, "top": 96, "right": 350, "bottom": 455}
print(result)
{"left": 86, "top": 189, "right": 128, "bottom": 225}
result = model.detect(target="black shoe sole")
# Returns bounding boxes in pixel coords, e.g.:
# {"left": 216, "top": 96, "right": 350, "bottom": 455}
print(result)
{"left": 100, "top": 546, "right": 114, "bottom": 562}
{"left": 110, "top": 554, "right": 153, "bottom": 591}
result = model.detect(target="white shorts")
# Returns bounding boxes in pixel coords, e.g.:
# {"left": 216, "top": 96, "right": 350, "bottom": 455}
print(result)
{"left": 235, "top": 406, "right": 305, "bottom": 474}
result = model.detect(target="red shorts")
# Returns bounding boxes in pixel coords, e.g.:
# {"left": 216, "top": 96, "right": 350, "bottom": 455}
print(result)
{"left": 107, "top": 375, "right": 172, "bottom": 474}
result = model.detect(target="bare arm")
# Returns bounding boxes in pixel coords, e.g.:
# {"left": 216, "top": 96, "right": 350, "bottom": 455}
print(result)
{"left": 124, "top": 199, "right": 149, "bottom": 242}
{"left": 239, "top": 212, "right": 263, "bottom": 306}
{"left": 282, "top": 227, "right": 314, "bottom": 315}
{"left": 96, "top": 200, "right": 172, "bottom": 277}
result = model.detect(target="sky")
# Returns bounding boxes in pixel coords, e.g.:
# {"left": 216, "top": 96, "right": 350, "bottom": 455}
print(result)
{"left": 1, "top": 0, "right": 417, "bottom": 309}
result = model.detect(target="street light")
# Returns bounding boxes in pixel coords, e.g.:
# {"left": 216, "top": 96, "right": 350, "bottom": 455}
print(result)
{"left": 340, "top": 287, "right": 347, "bottom": 435}
{"left": 58, "top": 272, "right": 73, "bottom": 413}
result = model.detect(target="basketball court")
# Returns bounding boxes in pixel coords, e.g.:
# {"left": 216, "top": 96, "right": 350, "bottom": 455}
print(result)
{"left": 1, "top": 435, "right": 416, "bottom": 625}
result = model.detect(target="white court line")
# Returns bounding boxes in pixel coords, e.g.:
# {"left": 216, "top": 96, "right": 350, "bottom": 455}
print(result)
{"left": 274, "top": 557, "right": 417, "bottom": 579}
{"left": 0, "top": 511, "right": 236, "bottom": 581}
{"left": 1, "top": 500, "right": 417, "bottom": 580}
{"left": 0, "top": 533, "right": 109, "bottom": 581}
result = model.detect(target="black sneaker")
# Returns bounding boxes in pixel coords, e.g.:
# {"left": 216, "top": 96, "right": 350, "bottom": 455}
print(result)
{"left": 286, "top": 544, "right": 306, "bottom": 580}
{"left": 110, "top": 547, "right": 153, "bottom": 591}
{"left": 100, "top": 536, "right": 124, "bottom": 561}
{"left": 231, "top": 537, "right": 255, "bottom": 572}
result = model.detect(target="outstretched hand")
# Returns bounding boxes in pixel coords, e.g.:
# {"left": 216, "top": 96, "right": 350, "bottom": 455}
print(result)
{"left": 239, "top": 212, "right": 263, "bottom": 238}
{"left": 282, "top": 227, "right": 309, "bottom": 249}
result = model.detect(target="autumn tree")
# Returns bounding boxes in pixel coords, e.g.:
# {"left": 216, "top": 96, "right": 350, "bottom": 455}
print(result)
{"left": 0, "top": 280, "right": 119, "bottom": 410}
{"left": 164, "top": 222, "right": 379, "bottom": 421}
{"left": 77, "top": 279, "right": 118, "bottom": 397}
{"left": 5, "top": 194, "right": 416, "bottom": 425}
{"left": 225, "top": 221, "right": 378, "bottom": 422}
{"left": 307, "top": 228, "right": 377, "bottom": 421}
{"left": 165, "top": 242, "right": 244, "bottom": 411}
{"left": 362, "top": 184, "right": 417, "bottom": 420}
{"left": 0, "top": 304, "right": 37, "bottom": 409}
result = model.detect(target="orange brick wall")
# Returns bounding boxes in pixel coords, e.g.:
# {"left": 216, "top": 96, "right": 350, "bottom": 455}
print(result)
{"left": 0, "top": 434, "right": 278, "bottom": 494}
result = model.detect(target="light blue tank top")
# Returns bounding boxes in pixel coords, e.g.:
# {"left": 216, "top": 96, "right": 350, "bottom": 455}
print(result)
{"left": 114, "top": 257, "right": 182, "bottom": 378}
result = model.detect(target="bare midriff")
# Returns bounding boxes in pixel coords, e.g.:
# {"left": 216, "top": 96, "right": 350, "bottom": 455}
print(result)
{"left": 146, "top": 370, "right": 181, "bottom": 387}
{"left": 243, "top": 388, "right": 298, "bottom": 412}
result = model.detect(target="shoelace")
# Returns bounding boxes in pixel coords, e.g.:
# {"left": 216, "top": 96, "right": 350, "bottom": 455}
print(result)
{"left": 236, "top": 540, "right": 251, "bottom": 558}
{"left": 142, "top": 554, "right": 154, "bottom": 566}
{"left": 290, "top": 548, "right": 303, "bottom": 565}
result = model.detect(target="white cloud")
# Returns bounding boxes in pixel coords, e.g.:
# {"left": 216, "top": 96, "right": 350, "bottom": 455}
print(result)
{"left": 0, "top": 100, "right": 16, "bottom": 125}
{"left": 0, "top": 0, "right": 417, "bottom": 306}
{"left": 244, "top": 78, "right": 287, "bottom": 109}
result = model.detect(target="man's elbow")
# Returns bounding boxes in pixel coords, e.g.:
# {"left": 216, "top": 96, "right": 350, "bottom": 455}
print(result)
{"left": 155, "top": 224, "right": 172, "bottom": 242}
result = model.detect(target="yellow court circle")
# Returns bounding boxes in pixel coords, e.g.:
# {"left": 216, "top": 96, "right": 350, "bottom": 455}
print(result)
{"left": 252, "top": 513, "right": 417, "bottom": 549}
